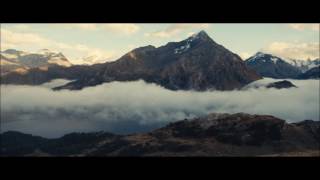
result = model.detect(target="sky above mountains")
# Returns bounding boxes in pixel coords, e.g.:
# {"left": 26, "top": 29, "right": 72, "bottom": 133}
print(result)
{"left": 1, "top": 23, "right": 319, "bottom": 64}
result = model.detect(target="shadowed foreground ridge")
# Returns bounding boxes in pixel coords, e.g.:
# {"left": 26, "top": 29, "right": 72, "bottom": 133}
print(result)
{"left": 1, "top": 113, "right": 319, "bottom": 157}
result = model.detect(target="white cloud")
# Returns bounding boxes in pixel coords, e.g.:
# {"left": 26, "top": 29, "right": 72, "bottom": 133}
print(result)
{"left": 145, "top": 24, "right": 210, "bottom": 38}
{"left": 1, "top": 78, "right": 319, "bottom": 138}
{"left": 263, "top": 41, "right": 319, "bottom": 60}
{"left": 102, "top": 24, "right": 140, "bottom": 35}
{"left": 70, "top": 24, "right": 97, "bottom": 30}
{"left": 56, "top": 24, "right": 98, "bottom": 31}
{"left": 59, "top": 24, "right": 140, "bottom": 34}
{"left": 1, "top": 28, "right": 52, "bottom": 49}
{"left": 187, "top": 32, "right": 196, "bottom": 36}
{"left": 288, "top": 24, "right": 319, "bottom": 31}
{"left": 0, "top": 28, "right": 117, "bottom": 64}
{"left": 11, "top": 24, "right": 31, "bottom": 30}
{"left": 239, "top": 52, "right": 252, "bottom": 60}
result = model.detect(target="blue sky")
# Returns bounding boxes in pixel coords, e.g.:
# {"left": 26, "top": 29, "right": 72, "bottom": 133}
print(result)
{"left": 1, "top": 23, "right": 319, "bottom": 64}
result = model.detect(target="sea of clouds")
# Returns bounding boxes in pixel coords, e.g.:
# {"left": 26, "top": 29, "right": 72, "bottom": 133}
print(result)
{"left": 1, "top": 78, "right": 319, "bottom": 138}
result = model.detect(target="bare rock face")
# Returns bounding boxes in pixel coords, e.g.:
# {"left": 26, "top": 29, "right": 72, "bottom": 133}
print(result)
{"left": 1, "top": 31, "right": 261, "bottom": 91}
{"left": 2, "top": 113, "right": 319, "bottom": 157}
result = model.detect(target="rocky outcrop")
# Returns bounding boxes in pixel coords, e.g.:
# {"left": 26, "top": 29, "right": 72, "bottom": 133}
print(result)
{"left": 2, "top": 113, "right": 319, "bottom": 157}
{"left": 265, "top": 80, "right": 297, "bottom": 89}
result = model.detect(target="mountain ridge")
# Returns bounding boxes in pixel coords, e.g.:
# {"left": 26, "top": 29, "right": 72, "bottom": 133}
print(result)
{"left": 0, "top": 49, "right": 72, "bottom": 75}
{"left": 2, "top": 112, "right": 319, "bottom": 157}
{"left": 57, "top": 30, "right": 261, "bottom": 91}
{"left": 245, "top": 52, "right": 302, "bottom": 79}
{"left": 1, "top": 30, "right": 262, "bottom": 91}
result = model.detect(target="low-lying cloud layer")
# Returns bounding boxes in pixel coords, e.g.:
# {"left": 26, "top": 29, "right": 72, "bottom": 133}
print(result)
{"left": 1, "top": 78, "right": 319, "bottom": 138}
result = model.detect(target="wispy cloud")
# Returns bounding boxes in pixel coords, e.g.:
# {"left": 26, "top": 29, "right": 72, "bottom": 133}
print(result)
{"left": 263, "top": 41, "right": 319, "bottom": 60}
{"left": 102, "top": 24, "right": 140, "bottom": 35}
{"left": 56, "top": 23, "right": 140, "bottom": 35}
{"left": 1, "top": 28, "right": 51, "bottom": 49}
{"left": 66, "top": 24, "right": 98, "bottom": 30}
{"left": 288, "top": 24, "right": 319, "bottom": 31}
{"left": 239, "top": 52, "right": 252, "bottom": 60}
{"left": 145, "top": 24, "right": 210, "bottom": 38}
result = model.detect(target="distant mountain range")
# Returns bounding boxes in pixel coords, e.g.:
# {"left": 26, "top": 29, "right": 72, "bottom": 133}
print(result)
{"left": 1, "top": 31, "right": 318, "bottom": 90}
{"left": 245, "top": 52, "right": 319, "bottom": 79}
{"left": 285, "top": 58, "right": 319, "bottom": 73}
{"left": 0, "top": 49, "right": 72, "bottom": 75}
{"left": 2, "top": 112, "right": 319, "bottom": 156}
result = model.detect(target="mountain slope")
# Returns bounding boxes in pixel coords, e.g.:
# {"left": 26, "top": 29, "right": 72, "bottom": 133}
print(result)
{"left": 57, "top": 31, "right": 261, "bottom": 91}
{"left": 245, "top": 52, "right": 302, "bottom": 78}
{"left": 2, "top": 113, "right": 319, "bottom": 157}
{"left": 297, "top": 66, "right": 320, "bottom": 79}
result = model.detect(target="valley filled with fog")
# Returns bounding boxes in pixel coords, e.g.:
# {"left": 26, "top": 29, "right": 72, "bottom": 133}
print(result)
{"left": 1, "top": 78, "right": 319, "bottom": 138}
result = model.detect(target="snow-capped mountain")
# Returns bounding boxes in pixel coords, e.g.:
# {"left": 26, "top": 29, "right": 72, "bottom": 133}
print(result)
{"left": 284, "top": 58, "right": 320, "bottom": 73}
{"left": 245, "top": 52, "right": 301, "bottom": 79}
{"left": 173, "top": 31, "right": 206, "bottom": 54}
{"left": 1, "top": 30, "right": 261, "bottom": 91}
{"left": 1, "top": 49, "right": 72, "bottom": 75}
{"left": 65, "top": 29, "right": 260, "bottom": 91}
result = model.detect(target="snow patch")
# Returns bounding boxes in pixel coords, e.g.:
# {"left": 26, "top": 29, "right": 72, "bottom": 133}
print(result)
{"left": 271, "top": 57, "right": 279, "bottom": 64}
{"left": 174, "top": 40, "right": 192, "bottom": 54}
{"left": 2, "top": 53, "right": 18, "bottom": 60}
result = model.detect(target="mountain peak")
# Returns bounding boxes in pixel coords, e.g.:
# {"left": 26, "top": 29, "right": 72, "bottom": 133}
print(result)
{"left": 189, "top": 30, "right": 211, "bottom": 40}
{"left": 255, "top": 51, "right": 265, "bottom": 55}
{"left": 246, "top": 52, "right": 302, "bottom": 78}
{"left": 197, "top": 30, "right": 209, "bottom": 36}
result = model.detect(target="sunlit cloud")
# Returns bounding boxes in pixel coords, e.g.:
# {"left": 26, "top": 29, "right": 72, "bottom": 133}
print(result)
{"left": 67, "top": 24, "right": 98, "bottom": 30}
{"left": 288, "top": 24, "right": 319, "bottom": 31}
{"left": 239, "top": 52, "right": 252, "bottom": 60}
{"left": 102, "top": 24, "right": 140, "bottom": 35}
{"left": 60, "top": 24, "right": 140, "bottom": 34}
{"left": 263, "top": 41, "right": 319, "bottom": 60}
{"left": 145, "top": 24, "right": 210, "bottom": 38}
